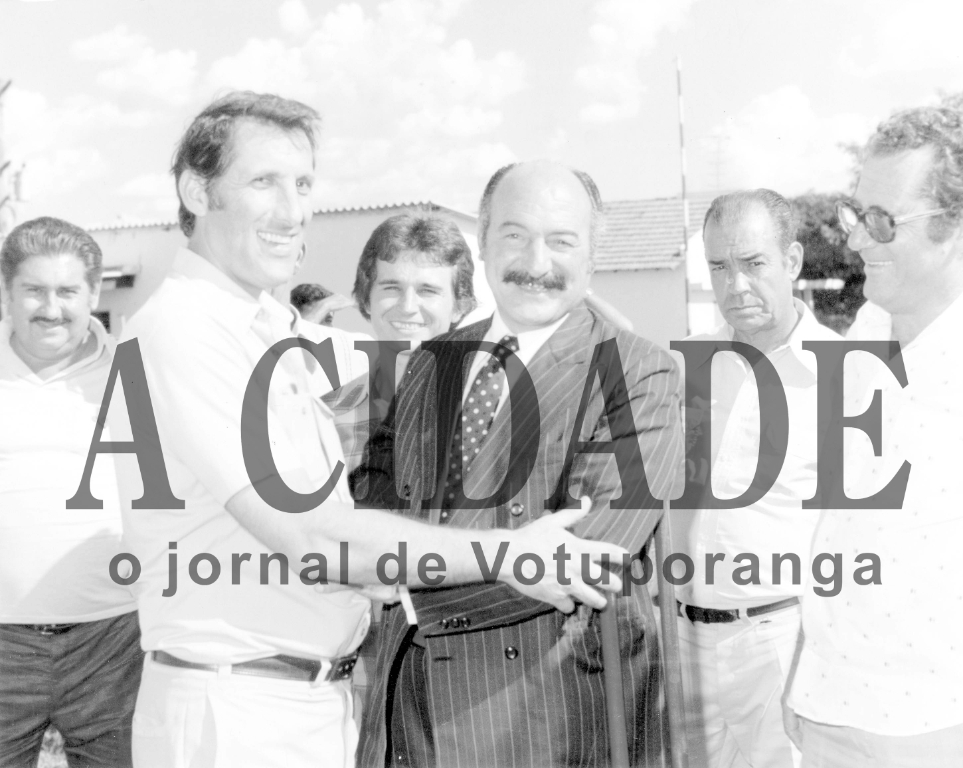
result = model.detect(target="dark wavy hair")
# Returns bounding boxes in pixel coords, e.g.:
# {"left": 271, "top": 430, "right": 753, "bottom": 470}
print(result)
{"left": 172, "top": 91, "right": 320, "bottom": 236}
{"left": 352, "top": 214, "right": 476, "bottom": 323}
{"left": 703, "top": 189, "right": 796, "bottom": 253}
{"left": 1, "top": 216, "right": 103, "bottom": 288}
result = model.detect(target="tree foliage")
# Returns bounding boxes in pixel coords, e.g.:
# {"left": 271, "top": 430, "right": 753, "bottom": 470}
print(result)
{"left": 791, "top": 192, "right": 865, "bottom": 329}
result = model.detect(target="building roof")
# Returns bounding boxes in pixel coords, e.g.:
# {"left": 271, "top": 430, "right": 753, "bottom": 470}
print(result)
{"left": 87, "top": 218, "right": 180, "bottom": 233}
{"left": 314, "top": 200, "right": 475, "bottom": 219}
{"left": 86, "top": 201, "right": 474, "bottom": 233}
{"left": 596, "top": 192, "right": 718, "bottom": 271}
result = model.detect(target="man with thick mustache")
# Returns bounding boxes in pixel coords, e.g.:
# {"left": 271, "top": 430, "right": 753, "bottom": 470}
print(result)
{"left": 0, "top": 217, "right": 143, "bottom": 767}
{"left": 352, "top": 160, "right": 684, "bottom": 767}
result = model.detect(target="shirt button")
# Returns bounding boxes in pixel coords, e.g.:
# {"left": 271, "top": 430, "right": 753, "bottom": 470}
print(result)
{"left": 401, "top": 484, "right": 411, "bottom": 499}
{"left": 505, "top": 646, "right": 519, "bottom": 660}
{"left": 510, "top": 502, "right": 524, "bottom": 516}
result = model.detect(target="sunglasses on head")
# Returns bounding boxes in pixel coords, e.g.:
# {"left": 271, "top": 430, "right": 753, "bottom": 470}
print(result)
{"left": 835, "top": 199, "right": 946, "bottom": 244}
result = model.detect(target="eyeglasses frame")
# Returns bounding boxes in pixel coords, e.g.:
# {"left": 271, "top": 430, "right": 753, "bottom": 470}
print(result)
{"left": 835, "top": 199, "right": 947, "bottom": 244}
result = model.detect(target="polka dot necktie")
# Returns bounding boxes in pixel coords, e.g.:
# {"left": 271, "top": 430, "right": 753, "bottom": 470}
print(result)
{"left": 441, "top": 335, "right": 519, "bottom": 511}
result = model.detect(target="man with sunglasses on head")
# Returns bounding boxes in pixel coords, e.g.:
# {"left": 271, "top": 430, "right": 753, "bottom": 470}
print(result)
{"left": 783, "top": 106, "right": 963, "bottom": 767}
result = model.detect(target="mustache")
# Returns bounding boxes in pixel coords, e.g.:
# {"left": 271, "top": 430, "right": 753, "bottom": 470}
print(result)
{"left": 31, "top": 316, "right": 67, "bottom": 325}
{"left": 502, "top": 269, "right": 566, "bottom": 291}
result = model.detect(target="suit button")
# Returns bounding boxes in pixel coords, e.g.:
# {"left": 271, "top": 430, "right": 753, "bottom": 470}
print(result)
{"left": 510, "top": 502, "right": 524, "bottom": 517}
{"left": 450, "top": 618, "right": 461, "bottom": 629}
{"left": 401, "top": 484, "right": 412, "bottom": 499}
{"left": 462, "top": 617, "right": 470, "bottom": 628}
{"left": 440, "top": 619, "right": 450, "bottom": 629}
{"left": 505, "top": 646, "right": 518, "bottom": 660}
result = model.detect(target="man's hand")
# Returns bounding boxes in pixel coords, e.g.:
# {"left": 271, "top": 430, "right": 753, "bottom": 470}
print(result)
{"left": 498, "top": 497, "right": 627, "bottom": 613}
{"left": 782, "top": 699, "right": 802, "bottom": 751}
{"left": 302, "top": 293, "right": 356, "bottom": 326}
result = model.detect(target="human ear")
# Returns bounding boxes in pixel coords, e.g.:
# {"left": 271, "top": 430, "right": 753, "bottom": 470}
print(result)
{"left": 178, "top": 169, "right": 212, "bottom": 220}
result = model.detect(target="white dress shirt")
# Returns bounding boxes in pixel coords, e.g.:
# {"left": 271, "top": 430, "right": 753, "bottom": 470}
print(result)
{"left": 673, "top": 300, "right": 840, "bottom": 609}
{"left": 789, "top": 296, "right": 963, "bottom": 735}
{"left": 464, "top": 311, "right": 567, "bottom": 413}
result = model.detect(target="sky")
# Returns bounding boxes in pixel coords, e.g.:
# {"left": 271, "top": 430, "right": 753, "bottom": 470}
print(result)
{"left": 1, "top": 0, "right": 961, "bottom": 228}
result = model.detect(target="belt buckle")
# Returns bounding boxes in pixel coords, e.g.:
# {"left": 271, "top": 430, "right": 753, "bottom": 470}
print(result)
{"left": 325, "top": 654, "right": 358, "bottom": 682}
{"left": 35, "top": 624, "right": 67, "bottom": 636}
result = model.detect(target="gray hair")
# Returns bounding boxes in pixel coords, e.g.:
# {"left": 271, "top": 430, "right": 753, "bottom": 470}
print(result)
{"left": 865, "top": 105, "right": 963, "bottom": 242}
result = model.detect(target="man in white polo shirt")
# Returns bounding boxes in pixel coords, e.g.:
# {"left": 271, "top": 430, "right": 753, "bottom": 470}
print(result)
{"left": 117, "top": 91, "right": 626, "bottom": 768}
{"left": 784, "top": 106, "right": 963, "bottom": 767}
{"left": 673, "top": 190, "right": 840, "bottom": 768}
{"left": 0, "top": 217, "right": 142, "bottom": 767}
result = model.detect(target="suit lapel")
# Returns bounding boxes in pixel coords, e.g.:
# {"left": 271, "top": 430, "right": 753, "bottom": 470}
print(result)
{"left": 460, "top": 306, "right": 597, "bottom": 517}
{"left": 401, "top": 317, "right": 491, "bottom": 511}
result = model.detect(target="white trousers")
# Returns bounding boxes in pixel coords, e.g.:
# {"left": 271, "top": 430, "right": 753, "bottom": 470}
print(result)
{"left": 678, "top": 603, "right": 802, "bottom": 768}
{"left": 132, "top": 654, "right": 357, "bottom": 768}
{"left": 797, "top": 716, "right": 963, "bottom": 768}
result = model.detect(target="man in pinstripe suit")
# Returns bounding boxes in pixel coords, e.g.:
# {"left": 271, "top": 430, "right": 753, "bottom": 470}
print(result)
{"left": 352, "top": 160, "right": 684, "bottom": 767}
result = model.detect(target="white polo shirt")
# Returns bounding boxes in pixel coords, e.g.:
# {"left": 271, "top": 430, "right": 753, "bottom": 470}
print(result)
{"left": 673, "top": 300, "right": 840, "bottom": 609}
{"left": 115, "top": 248, "right": 371, "bottom": 664}
{"left": 0, "top": 317, "right": 135, "bottom": 623}
{"left": 789, "top": 296, "right": 963, "bottom": 735}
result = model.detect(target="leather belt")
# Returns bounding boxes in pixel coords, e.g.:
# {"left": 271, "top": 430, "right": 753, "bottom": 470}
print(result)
{"left": 19, "top": 624, "right": 79, "bottom": 636}
{"left": 150, "top": 650, "right": 357, "bottom": 683}
{"left": 678, "top": 597, "right": 800, "bottom": 624}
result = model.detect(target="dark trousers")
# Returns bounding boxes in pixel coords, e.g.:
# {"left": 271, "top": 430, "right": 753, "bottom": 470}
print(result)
{"left": 0, "top": 611, "right": 144, "bottom": 768}
{"left": 388, "top": 633, "right": 434, "bottom": 768}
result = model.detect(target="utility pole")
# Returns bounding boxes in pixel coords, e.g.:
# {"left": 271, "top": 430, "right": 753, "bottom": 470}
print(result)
{"left": 0, "top": 79, "right": 16, "bottom": 240}
{"left": 676, "top": 57, "right": 690, "bottom": 335}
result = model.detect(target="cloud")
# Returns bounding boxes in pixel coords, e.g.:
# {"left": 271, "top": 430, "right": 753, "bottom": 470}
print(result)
{"left": 312, "top": 136, "right": 516, "bottom": 211}
{"left": 398, "top": 104, "right": 503, "bottom": 138}
{"left": 278, "top": 0, "right": 313, "bottom": 37}
{"left": 205, "top": 0, "right": 526, "bottom": 210}
{"left": 11, "top": 0, "right": 523, "bottom": 219}
{"left": 706, "top": 85, "right": 874, "bottom": 195}
{"left": 116, "top": 172, "right": 180, "bottom": 219}
{"left": 20, "top": 148, "right": 107, "bottom": 200}
{"left": 839, "top": 0, "right": 963, "bottom": 82}
{"left": 206, "top": 37, "right": 313, "bottom": 102}
{"left": 117, "top": 171, "right": 173, "bottom": 198}
{"left": 3, "top": 87, "right": 156, "bottom": 203}
{"left": 70, "top": 24, "right": 149, "bottom": 63}
{"left": 575, "top": 0, "right": 694, "bottom": 124}
{"left": 71, "top": 24, "right": 198, "bottom": 106}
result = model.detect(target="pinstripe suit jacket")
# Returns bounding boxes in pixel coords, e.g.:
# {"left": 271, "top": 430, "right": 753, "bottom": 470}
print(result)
{"left": 352, "top": 304, "right": 683, "bottom": 768}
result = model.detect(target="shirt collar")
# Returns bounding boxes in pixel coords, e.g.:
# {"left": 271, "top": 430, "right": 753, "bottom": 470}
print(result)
{"left": 852, "top": 289, "right": 963, "bottom": 353}
{"left": 486, "top": 309, "right": 569, "bottom": 360}
{"left": 716, "top": 298, "right": 829, "bottom": 375}
{"left": 171, "top": 247, "right": 296, "bottom": 332}
{"left": 0, "top": 314, "right": 112, "bottom": 382}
